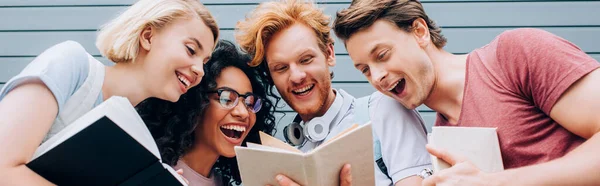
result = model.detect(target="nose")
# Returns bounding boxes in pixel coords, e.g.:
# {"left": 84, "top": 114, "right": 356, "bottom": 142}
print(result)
{"left": 230, "top": 99, "right": 250, "bottom": 120}
{"left": 191, "top": 65, "right": 204, "bottom": 83}
{"left": 370, "top": 65, "right": 388, "bottom": 88}
{"left": 289, "top": 64, "right": 306, "bottom": 84}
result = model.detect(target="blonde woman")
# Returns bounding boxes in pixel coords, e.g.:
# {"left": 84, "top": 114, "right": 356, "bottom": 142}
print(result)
{"left": 0, "top": 0, "right": 218, "bottom": 185}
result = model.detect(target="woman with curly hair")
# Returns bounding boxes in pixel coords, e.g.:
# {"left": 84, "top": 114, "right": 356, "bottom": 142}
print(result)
{"left": 137, "top": 40, "right": 279, "bottom": 186}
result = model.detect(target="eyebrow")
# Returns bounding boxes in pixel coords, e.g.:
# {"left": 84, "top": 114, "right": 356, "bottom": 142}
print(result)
{"left": 190, "top": 37, "right": 204, "bottom": 51}
{"left": 269, "top": 48, "right": 314, "bottom": 64}
{"left": 369, "top": 43, "right": 383, "bottom": 58}
{"left": 354, "top": 44, "right": 383, "bottom": 68}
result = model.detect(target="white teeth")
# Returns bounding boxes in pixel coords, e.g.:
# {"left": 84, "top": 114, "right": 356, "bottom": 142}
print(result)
{"left": 293, "top": 84, "right": 314, "bottom": 93}
{"left": 221, "top": 125, "right": 246, "bottom": 132}
{"left": 177, "top": 75, "right": 191, "bottom": 88}
{"left": 387, "top": 79, "right": 401, "bottom": 91}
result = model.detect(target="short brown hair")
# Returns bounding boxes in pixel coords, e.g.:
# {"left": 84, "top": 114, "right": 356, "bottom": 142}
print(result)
{"left": 334, "top": 0, "right": 446, "bottom": 48}
{"left": 235, "top": 0, "right": 333, "bottom": 67}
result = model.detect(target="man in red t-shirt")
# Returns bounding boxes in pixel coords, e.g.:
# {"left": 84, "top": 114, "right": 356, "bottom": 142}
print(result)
{"left": 334, "top": 0, "right": 600, "bottom": 185}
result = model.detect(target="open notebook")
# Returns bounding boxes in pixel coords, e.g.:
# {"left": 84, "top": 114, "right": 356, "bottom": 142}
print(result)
{"left": 428, "top": 126, "right": 504, "bottom": 173}
{"left": 27, "top": 96, "right": 187, "bottom": 186}
{"left": 235, "top": 123, "right": 375, "bottom": 186}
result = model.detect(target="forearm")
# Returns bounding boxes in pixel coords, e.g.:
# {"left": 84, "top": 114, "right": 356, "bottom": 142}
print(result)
{"left": 0, "top": 165, "right": 55, "bottom": 185}
{"left": 395, "top": 176, "right": 422, "bottom": 186}
{"left": 496, "top": 132, "right": 600, "bottom": 185}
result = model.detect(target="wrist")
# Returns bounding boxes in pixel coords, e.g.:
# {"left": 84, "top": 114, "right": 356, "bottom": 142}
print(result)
{"left": 486, "top": 170, "right": 513, "bottom": 186}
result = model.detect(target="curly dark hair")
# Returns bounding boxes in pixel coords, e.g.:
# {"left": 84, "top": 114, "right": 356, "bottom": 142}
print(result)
{"left": 136, "top": 40, "right": 280, "bottom": 185}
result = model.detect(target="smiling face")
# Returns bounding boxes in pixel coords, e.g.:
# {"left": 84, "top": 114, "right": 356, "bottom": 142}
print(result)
{"left": 140, "top": 18, "right": 216, "bottom": 102}
{"left": 195, "top": 67, "right": 257, "bottom": 158}
{"left": 265, "top": 23, "right": 336, "bottom": 119}
{"left": 345, "top": 20, "right": 435, "bottom": 109}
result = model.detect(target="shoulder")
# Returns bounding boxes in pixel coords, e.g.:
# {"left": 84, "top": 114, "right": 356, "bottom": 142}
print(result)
{"left": 495, "top": 28, "right": 579, "bottom": 55}
{"left": 369, "top": 91, "right": 416, "bottom": 118}
{"left": 40, "top": 40, "right": 90, "bottom": 67}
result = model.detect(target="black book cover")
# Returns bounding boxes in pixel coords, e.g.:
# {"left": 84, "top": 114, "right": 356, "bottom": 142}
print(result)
{"left": 26, "top": 116, "right": 181, "bottom": 186}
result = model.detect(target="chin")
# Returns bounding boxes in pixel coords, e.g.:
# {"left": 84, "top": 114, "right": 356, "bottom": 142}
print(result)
{"left": 163, "top": 92, "right": 181, "bottom": 103}
{"left": 291, "top": 102, "right": 315, "bottom": 113}
{"left": 221, "top": 150, "right": 236, "bottom": 158}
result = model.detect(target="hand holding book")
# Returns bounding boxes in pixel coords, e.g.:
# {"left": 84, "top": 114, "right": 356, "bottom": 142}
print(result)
{"left": 235, "top": 122, "right": 375, "bottom": 186}
{"left": 270, "top": 164, "right": 353, "bottom": 186}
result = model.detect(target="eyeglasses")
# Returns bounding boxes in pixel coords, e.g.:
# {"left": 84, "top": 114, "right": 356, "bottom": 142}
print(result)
{"left": 207, "top": 87, "right": 263, "bottom": 113}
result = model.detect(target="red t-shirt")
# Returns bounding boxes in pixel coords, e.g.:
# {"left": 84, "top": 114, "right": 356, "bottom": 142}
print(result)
{"left": 435, "top": 28, "right": 599, "bottom": 169}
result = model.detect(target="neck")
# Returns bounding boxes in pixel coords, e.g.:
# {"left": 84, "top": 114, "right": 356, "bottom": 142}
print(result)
{"left": 300, "top": 88, "right": 336, "bottom": 122}
{"left": 423, "top": 47, "right": 468, "bottom": 124}
{"left": 102, "top": 60, "right": 151, "bottom": 106}
{"left": 182, "top": 143, "right": 220, "bottom": 177}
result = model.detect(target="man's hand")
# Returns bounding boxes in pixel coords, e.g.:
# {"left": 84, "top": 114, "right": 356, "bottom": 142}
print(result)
{"left": 422, "top": 145, "right": 502, "bottom": 186}
{"left": 268, "top": 164, "right": 352, "bottom": 186}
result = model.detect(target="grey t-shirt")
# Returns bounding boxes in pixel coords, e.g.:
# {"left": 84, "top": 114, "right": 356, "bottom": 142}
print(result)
{"left": 0, "top": 41, "right": 104, "bottom": 140}
{"left": 0, "top": 40, "right": 103, "bottom": 111}
{"left": 368, "top": 91, "right": 431, "bottom": 185}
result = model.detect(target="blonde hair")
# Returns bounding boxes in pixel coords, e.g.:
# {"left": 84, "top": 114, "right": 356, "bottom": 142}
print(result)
{"left": 96, "top": 0, "right": 219, "bottom": 63}
{"left": 235, "top": 0, "right": 333, "bottom": 67}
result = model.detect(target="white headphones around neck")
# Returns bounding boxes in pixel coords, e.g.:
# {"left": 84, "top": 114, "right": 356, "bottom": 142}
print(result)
{"left": 283, "top": 92, "right": 345, "bottom": 146}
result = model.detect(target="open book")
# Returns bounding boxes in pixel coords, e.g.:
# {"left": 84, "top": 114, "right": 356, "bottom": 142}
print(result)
{"left": 235, "top": 123, "right": 375, "bottom": 186}
{"left": 428, "top": 126, "right": 504, "bottom": 173}
{"left": 26, "top": 96, "right": 187, "bottom": 186}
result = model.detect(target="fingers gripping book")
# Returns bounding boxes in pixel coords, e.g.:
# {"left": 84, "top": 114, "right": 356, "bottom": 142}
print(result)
{"left": 235, "top": 123, "right": 375, "bottom": 186}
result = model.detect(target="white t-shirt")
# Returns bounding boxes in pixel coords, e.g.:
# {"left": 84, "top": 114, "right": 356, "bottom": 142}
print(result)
{"left": 295, "top": 89, "right": 431, "bottom": 185}
{"left": 368, "top": 91, "right": 431, "bottom": 185}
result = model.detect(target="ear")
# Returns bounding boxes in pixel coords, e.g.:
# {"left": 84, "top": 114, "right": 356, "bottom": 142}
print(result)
{"left": 412, "top": 18, "right": 431, "bottom": 48}
{"left": 325, "top": 43, "right": 336, "bottom": 67}
{"left": 139, "top": 26, "right": 153, "bottom": 51}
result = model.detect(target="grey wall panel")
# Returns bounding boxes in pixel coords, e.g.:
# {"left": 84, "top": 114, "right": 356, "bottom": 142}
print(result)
{"left": 4, "top": 53, "right": 598, "bottom": 84}
{"left": 0, "top": 0, "right": 575, "bottom": 6}
{"left": 2, "top": 27, "right": 599, "bottom": 57}
{"left": 2, "top": 2, "right": 600, "bottom": 31}
{"left": 1, "top": 0, "right": 597, "bottom": 139}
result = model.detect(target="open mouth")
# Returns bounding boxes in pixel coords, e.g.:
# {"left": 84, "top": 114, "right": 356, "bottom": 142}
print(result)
{"left": 388, "top": 78, "right": 406, "bottom": 96}
{"left": 220, "top": 124, "right": 246, "bottom": 139}
{"left": 176, "top": 71, "right": 191, "bottom": 88}
{"left": 292, "top": 84, "right": 315, "bottom": 96}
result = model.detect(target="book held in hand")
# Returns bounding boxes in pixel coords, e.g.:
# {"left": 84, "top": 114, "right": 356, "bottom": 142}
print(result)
{"left": 26, "top": 96, "right": 187, "bottom": 186}
{"left": 235, "top": 122, "right": 375, "bottom": 186}
{"left": 428, "top": 126, "right": 504, "bottom": 173}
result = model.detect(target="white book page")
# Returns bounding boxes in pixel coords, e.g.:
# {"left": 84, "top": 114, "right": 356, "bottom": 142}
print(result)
{"left": 429, "top": 126, "right": 504, "bottom": 173}
{"left": 32, "top": 97, "right": 159, "bottom": 159}
{"left": 107, "top": 97, "right": 160, "bottom": 158}
{"left": 245, "top": 143, "right": 304, "bottom": 155}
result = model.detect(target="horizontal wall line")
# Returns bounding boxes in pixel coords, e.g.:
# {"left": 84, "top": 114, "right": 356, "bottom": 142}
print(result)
{"left": 2, "top": 0, "right": 596, "bottom": 8}
{"left": 2, "top": 25, "right": 600, "bottom": 32}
